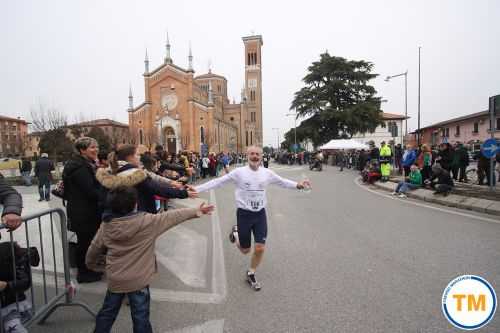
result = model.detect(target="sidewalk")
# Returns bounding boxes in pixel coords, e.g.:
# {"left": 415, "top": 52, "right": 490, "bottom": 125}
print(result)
{"left": 372, "top": 180, "right": 500, "bottom": 217}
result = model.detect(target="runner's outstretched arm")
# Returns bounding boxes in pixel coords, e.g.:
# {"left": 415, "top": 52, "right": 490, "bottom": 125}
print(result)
{"left": 268, "top": 170, "right": 311, "bottom": 189}
{"left": 268, "top": 170, "right": 299, "bottom": 189}
{"left": 194, "top": 172, "right": 235, "bottom": 193}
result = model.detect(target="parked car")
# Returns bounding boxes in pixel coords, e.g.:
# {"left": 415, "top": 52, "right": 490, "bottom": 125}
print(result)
{"left": 0, "top": 157, "right": 21, "bottom": 170}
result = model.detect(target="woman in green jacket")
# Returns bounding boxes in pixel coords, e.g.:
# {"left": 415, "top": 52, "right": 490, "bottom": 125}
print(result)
{"left": 392, "top": 164, "right": 422, "bottom": 198}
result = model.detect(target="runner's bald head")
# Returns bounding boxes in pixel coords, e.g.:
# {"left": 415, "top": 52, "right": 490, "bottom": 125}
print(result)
{"left": 247, "top": 145, "right": 263, "bottom": 155}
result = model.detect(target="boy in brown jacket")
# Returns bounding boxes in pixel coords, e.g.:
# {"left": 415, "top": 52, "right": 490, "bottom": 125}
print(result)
{"left": 86, "top": 186, "right": 214, "bottom": 333}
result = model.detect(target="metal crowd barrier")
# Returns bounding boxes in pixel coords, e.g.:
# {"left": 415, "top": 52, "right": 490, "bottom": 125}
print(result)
{"left": 0, "top": 208, "right": 95, "bottom": 332}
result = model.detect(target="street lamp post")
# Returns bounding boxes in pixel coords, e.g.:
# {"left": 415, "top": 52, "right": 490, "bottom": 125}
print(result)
{"left": 417, "top": 46, "right": 422, "bottom": 146}
{"left": 385, "top": 71, "right": 408, "bottom": 146}
{"left": 285, "top": 111, "right": 298, "bottom": 150}
{"left": 272, "top": 128, "right": 280, "bottom": 151}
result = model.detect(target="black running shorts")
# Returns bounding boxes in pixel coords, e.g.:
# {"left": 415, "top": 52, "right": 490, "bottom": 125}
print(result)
{"left": 236, "top": 208, "right": 267, "bottom": 249}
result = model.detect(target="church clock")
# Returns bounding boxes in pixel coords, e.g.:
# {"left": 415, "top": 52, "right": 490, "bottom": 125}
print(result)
{"left": 161, "top": 93, "right": 178, "bottom": 111}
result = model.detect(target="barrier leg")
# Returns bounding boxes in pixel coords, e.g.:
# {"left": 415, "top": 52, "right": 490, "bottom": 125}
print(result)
{"left": 38, "top": 301, "right": 96, "bottom": 324}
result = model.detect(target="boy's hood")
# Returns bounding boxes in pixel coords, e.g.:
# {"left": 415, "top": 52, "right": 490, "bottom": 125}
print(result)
{"left": 103, "top": 212, "right": 147, "bottom": 241}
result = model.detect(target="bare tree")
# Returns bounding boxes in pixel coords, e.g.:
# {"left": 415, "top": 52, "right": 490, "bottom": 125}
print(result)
{"left": 29, "top": 102, "right": 68, "bottom": 132}
{"left": 29, "top": 102, "right": 72, "bottom": 162}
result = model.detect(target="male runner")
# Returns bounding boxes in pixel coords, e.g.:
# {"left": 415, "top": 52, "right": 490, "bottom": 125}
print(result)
{"left": 194, "top": 146, "right": 311, "bottom": 290}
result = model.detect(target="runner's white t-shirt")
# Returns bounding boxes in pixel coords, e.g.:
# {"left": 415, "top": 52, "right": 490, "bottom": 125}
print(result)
{"left": 194, "top": 166, "right": 298, "bottom": 212}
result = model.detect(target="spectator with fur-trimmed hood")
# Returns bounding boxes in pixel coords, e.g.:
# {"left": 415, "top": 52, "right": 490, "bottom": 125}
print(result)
{"left": 96, "top": 144, "right": 197, "bottom": 215}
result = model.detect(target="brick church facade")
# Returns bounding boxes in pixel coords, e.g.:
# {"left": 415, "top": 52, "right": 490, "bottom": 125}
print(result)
{"left": 127, "top": 34, "right": 263, "bottom": 154}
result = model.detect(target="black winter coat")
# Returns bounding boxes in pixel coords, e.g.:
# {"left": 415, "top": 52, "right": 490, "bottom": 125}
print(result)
{"left": 0, "top": 242, "right": 39, "bottom": 307}
{"left": 431, "top": 172, "right": 454, "bottom": 188}
{"left": 19, "top": 160, "right": 32, "bottom": 173}
{"left": 63, "top": 154, "right": 105, "bottom": 233}
{"left": 438, "top": 148, "right": 453, "bottom": 171}
{"left": 0, "top": 178, "right": 22, "bottom": 218}
{"left": 34, "top": 157, "right": 55, "bottom": 183}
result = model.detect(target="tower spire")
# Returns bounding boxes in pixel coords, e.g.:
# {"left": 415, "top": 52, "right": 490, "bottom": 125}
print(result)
{"left": 208, "top": 58, "right": 212, "bottom": 74}
{"left": 187, "top": 42, "right": 194, "bottom": 73}
{"left": 128, "top": 84, "right": 134, "bottom": 111}
{"left": 144, "top": 48, "right": 150, "bottom": 74}
{"left": 165, "top": 31, "right": 172, "bottom": 63}
{"left": 241, "top": 88, "right": 247, "bottom": 104}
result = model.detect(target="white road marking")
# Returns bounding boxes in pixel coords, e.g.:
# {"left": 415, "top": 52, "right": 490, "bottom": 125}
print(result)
{"left": 156, "top": 225, "right": 208, "bottom": 288}
{"left": 354, "top": 177, "right": 500, "bottom": 224}
{"left": 209, "top": 190, "right": 227, "bottom": 302}
{"left": 165, "top": 319, "right": 224, "bottom": 333}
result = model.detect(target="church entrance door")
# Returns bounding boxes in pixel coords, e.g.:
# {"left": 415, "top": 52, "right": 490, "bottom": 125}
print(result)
{"left": 164, "top": 126, "right": 177, "bottom": 153}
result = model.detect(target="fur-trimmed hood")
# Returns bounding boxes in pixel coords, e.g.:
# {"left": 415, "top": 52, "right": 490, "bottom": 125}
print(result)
{"left": 96, "top": 161, "right": 147, "bottom": 189}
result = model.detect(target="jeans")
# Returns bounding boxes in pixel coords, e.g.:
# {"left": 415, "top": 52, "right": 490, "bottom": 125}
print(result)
{"left": 395, "top": 182, "right": 419, "bottom": 193}
{"left": 21, "top": 171, "right": 32, "bottom": 186}
{"left": 95, "top": 287, "right": 152, "bottom": 333}
{"left": 38, "top": 179, "right": 51, "bottom": 200}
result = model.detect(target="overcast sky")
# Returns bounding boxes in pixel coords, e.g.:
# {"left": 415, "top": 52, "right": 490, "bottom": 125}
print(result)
{"left": 2, "top": 0, "right": 499, "bottom": 147}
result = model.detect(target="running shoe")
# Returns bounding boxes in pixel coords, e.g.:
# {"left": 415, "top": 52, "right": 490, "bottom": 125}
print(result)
{"left": 398, "top": 193, "right": 407, "bottom": 198}
{"left": 246, "top": 271, "right": 261, "bottom": 291}
{"left": 229, "top": 225, "right": 238, "bottom": 243}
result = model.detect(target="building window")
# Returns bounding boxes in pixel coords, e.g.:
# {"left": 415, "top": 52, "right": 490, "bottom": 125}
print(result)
{"left": 230, "top": 117, "right": 234, "bottom": 121}
{"left": 250, "top": 131, "right": 253, "bottom": 145}
{"left": 250, "top": 90, "right": 256, "bottom": 102}
{"left": 248, "top": 52, "right": 258, "bottom": 65}
{"left": 139, "top": 129, "right": 143, "bottom": 145}
{"left": 455, "top": 125, "right": 460, "bottom": 136}
{"left": 496, "top": 118, "right": 500, "bottom": 130}
{"left": 246, "top": 131, "right": 248, "bottom": 146}
{"left": 445, "top": 128, "right": 450, "bottom": 137}
{"left": 473, "top": 122, "right": 479, "bottom": 133}
{"left": 200, "top": 126, "right": 205, "bottom": 144}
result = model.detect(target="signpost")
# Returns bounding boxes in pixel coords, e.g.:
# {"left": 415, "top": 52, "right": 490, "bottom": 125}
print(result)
{"left": 481, "top": 138, "right": 498, "bottom": 159}
{"left": 487, "top": 94, "right": 500, "bottom": 190}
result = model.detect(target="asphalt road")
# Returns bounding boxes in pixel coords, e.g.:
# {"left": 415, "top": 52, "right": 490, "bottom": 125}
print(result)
{"left": 13, "top": 162, "right": 500, "bottom": 332}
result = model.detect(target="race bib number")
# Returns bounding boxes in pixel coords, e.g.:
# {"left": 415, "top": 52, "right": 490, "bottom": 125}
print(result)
{"left": 244, "top": 190, "right": 264, "bottom": 211}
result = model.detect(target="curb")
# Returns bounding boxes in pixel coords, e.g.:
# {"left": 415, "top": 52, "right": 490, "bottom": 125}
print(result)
{"left": 372, "top": 181, "right": 500, "bottom": 217}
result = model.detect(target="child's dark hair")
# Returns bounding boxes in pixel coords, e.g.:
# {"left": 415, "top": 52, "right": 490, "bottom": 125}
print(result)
{"left": 106, "top": 186, "right": 138, "bottom": 216}
{"left": 97, "top": 151, "right": 109, "bottom": 162}
{"left": 108, "top": 144, "right": 137, "bottom": 174}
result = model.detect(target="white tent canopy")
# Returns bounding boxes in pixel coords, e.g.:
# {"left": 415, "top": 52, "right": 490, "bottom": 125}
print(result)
{"left": 319, "top": 139, "right": 369, "bottom": 150}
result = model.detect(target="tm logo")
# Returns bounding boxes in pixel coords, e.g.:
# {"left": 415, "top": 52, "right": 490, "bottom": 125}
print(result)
{"left": 442, "top": 275, "right": 497, "bottom": 330}
{"left": 453, "top": 294, "right": 486, "bottom": 312}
